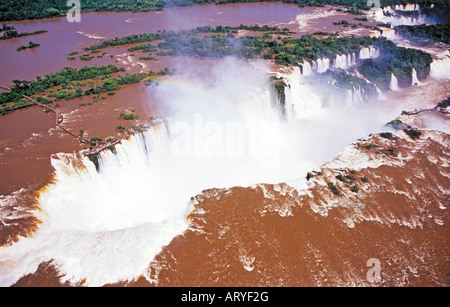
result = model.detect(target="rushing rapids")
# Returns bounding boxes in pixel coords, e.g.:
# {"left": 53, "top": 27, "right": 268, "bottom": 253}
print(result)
{"left": 139, "top": 129, "right": 449, "bottom": 287}
{"left": 430, "top": 57, "right": 450, "bottom": 79}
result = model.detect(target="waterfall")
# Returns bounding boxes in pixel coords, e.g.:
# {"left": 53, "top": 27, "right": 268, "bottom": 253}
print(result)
{"left": 3, "top": 54, "right": 426, "bottom": 287}
{"left": 390, "top": 73, "right": 399, "bottom": 91}
{"left": 345, "top": 86, "right": 365, "bottom": 108}
{"left": 282, "top": 67, "right": 323, "bottom": 120}
{"left": 359, "top": 47, "right": 379, "bottom": 60}
{"left": 0, "top": 123, "right": 195, "bottom": 287}
{"left": 375, "top": 86, "right": 384, "bottom": 99}
{"left": 395, "top": 4, "right": 418, "bottom": 11}
{"left": 293, "top": 65, "right": 302, "bottom": 80}
{"left": 301, "top": 61, "right": 312, "bottom": 76}
{"left": 430, "top": 58, "right": 450, "bottom": 79}
{"left": 373, "top": 5, "right": 429, "bottom": 26}
{"left": 370, "top": 46, "right": 379, "bottom": 58}
{"left": 382, "top": 28, "right": 396, "bottom": 39}
{"left": 334, "top": 54, "right": 347, "bottom": 69}
{"left": 359, "top": 47, "right": 369, "bottom": 59}
{"left": 396, "top": 3, "right": 420, "bottom": 11}
{"left": 353, "top": 86, "right": 364, "bottom": 105}
{"left": 316, "top": 58, "right": 330, "bottom": 73}
{"left": 370, "top": 31, "right": 381, "bottom": 38}
{"left": 345, "top": 90, "right": 353, "bottom": 108}
{"left": 411, "top": 68, "right": 421, "bottom": 85}
{"left": 0, "top": 58, "right": 288, "bottom": 287}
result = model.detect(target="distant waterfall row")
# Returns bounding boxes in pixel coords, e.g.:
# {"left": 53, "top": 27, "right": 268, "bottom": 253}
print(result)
{"left": 371, "top": 3, "right": 434, "bottom": 27}
{"left": 299, "top": 46, "right": 379, "bottom": 76}
{"left": 278, "top": 66, "right": 370, "bottom": 122}
{"left": 385, "top": 3, "right": 421, "bottom": 12}
{"left": 275, "top": 46, "right": 445, "bottom": 121}
{"left": 278, "top": 46, "right": 383, "bottom": 121}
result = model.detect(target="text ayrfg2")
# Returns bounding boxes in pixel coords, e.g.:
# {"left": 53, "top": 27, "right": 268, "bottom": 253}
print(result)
{"left": 181, "top": 291, "right": 269, "bottom": 304}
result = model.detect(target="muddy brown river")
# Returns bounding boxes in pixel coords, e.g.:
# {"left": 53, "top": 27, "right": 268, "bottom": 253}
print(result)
{"left": 0, "top": 2, "right": 448, "bottom": 288}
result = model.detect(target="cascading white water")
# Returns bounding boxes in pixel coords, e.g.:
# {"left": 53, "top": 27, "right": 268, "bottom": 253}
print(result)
{"left": 430, "top": 58, "right": 450, "bottom": 79}
{"left": 0, "top": 124, "right": 191, "bottom": 287}
{"left": 316, "top": 58, "right": 330, "bottom": 73}
{"left": 390, "top": 73, "right": 399, "bottom": 91}
{"left": 345, "top": 86, "right": 365, "bottom": 108}
{"left": 395, "top": 3, "right": 420, "bottom": 11}
{"left": 340, "top": 53, "right": 356, "bottom": 68}
{"left": 346, "top": 54, "right": 353, "bottom": 67}
{"left": 0, "top": 58, "right": 324, "bottom": 287}
{"left": 372, "top": 6, "right": 432, "bottom": 27}
{"left": 334, "top": 54, "right": 348, "bottom": 69}
{"left": 359, "top": 47, "right": 379, "bottom": 60}
{"left": 370, "top": 31, "right": 381, "bottom": 39}
{"left": 309, "top": 52, "right": 357, "bottom": 74}
{"left": 375, "top": 86, "right": 384, "bottom": 99}
{"left": 282, "top": 66, "right": 323, "bottom": 121}
{"left": 411, "top": 68, "right": 421, "bottom": 85}
{"left": 382, "top": 28, "right": 396, "bottom": 39}
{"left": 301, "top": 61, "right": 312, "bottom": 76}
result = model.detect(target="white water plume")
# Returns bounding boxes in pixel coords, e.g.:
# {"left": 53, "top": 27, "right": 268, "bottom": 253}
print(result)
{"left": 390, "top": 73, "right": 399, "bottom": 91}
{"left": 430, "top": 57, "right": 450, "bottom": 79}
{"left": 372, "top": 7, "right": 434, "bottom": 27}
{"left": 334, "top": 54, "right": 348, "bottom": 70}
{"left": 345, "top": 86, "right": 365, "bottom": 108}
{"left": 316, "top": 58, "right": 331, "bottom": 73}
{"left": 359, "top": 47, "right": 379, "bottom": 60}
{"left": 382, "top": 28, "right": 396, "bottom": 39}
{"left": 411, "top": 68, "right": 421, "bottom": 86}
{"left": 301, "top": 61, "right": 312, "bottom": 76}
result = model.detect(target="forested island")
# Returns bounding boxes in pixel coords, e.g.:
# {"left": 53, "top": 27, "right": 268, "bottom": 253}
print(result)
{"left": 0, "top": 0, "right": 448, "bottom": 22}
{"left": 0, "top": 24, "right": 47, "bottom": 40}
{"left": 0, "top": 65, "right": 170, "bottom": 115}
{"left": 16, "top": 41, "right": 41, "bottom": 52}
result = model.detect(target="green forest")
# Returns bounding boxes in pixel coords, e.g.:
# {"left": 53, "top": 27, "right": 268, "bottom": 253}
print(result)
{"left": 1, "top": 0, "right": 448, "bottom": 22}
{"left": 16, "top": 41, "right": 40, "bottom": 51}
{"left": 395, "top": 23, "right": 450, "bottom": 45}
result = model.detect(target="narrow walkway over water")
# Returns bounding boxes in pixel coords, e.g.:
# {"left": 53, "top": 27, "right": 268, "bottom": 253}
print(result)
{"left": 0, "top": 85, "right": 121, "bottom": 156}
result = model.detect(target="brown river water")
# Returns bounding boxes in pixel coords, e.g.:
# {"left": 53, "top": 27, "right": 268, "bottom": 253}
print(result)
{"left": 0, "top": 2, "right": 448, "bottom": 287}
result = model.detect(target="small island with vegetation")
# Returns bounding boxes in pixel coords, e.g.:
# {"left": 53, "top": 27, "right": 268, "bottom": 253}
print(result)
{"left": 0, "top": 23, "right": 47, "bottom": 40}
{"left": 16, "top": 41, "right": 40, "bottom": 52}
